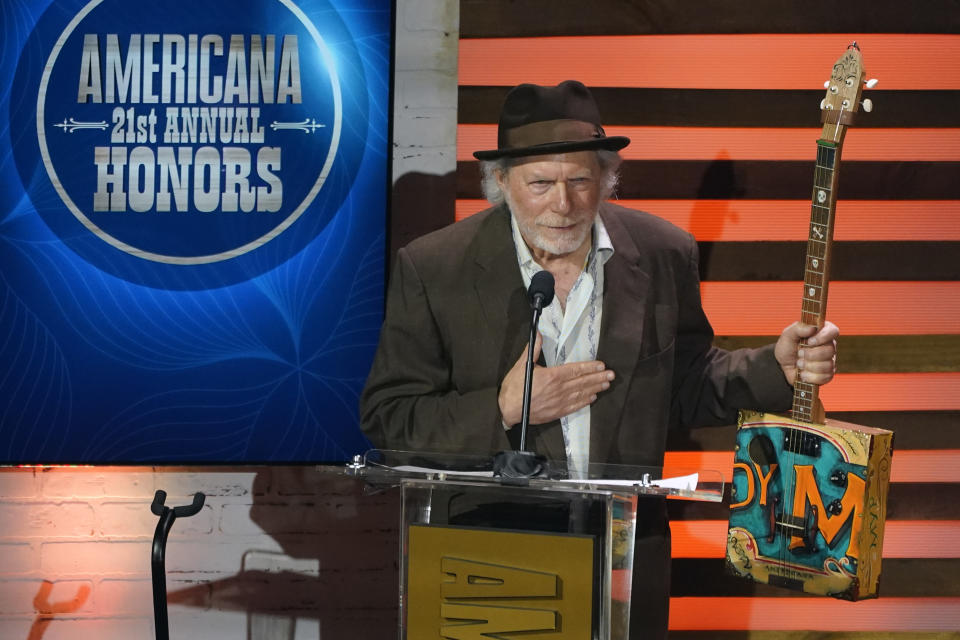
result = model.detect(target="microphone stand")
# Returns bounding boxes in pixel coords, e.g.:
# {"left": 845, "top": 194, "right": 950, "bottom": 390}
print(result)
{"left": 519, "top": 301, "right": 543, "bottom": 452}
{"left": 493, "top": 273, "right": 552, "bottom": 483}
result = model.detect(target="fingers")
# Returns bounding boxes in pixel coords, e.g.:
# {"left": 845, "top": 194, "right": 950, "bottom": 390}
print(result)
{"left": 776, "top": 321, "right": 814, "bottom": 371}
{"left": 561, "top": 362, "right": 614, "bottom": 402}
{"left": 776, "top": 320, "right": 839, "bottom": 386}
{"left": 500, "top": 340, "right": 611, "bottom": 427}
{"left": 796, "top": 365, "right": 835, "bottom": 384}
{"left": 784, "top": 322, "right": 839, "bottom": 360}
{"left": 796, "top": 322, "right": 838, "bottom": 384}
{"left": 563, "top": 387, "right": 597, "bottom": 417}
{"left": 557, "top": 361, "right": 614, "bottom": 391}
{"left": 796, "top": 342, "right": 836, "bottom": 383}
{"left": 805, "top": 320, "right": 839, "bottom": 346}
{"left": 782, "top": 321, "right": 816, "bottom": 342}
{"left": 500, "top": 336, "right": 544, "bottom": 427}
{"left": 559, "top": 366, "right": 614, "bottom": 413}
{"left": 786, "top": 320, "right": 839, "bottom": 346}
{"left": 799, "top": 342, "right": 836, "bottom": 363}
{"left": 526, "top": 360, "right": 615, "bottom": 425}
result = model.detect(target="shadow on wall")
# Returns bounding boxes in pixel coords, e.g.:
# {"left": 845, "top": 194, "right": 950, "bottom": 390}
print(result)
{"left": 153, "top": 171, "right": 456, "bottom": 639}
{"left": 665, "top": 150, "right": 759, "bottom": 615}
{"left": 167, "top": 469, "right": 400, "bottom": 640}
{"left": 390, "top": 170, "right": 458, "bottom": 266}
{"left": 687, "top": 150, "right": 743, "bottom": 280}
{"left": 666, "top": 149, "right": 743, "bottom": 462}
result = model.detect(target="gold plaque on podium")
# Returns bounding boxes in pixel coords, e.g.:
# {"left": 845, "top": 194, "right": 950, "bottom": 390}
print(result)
{"left": 407, "top": 524, "right": 594, "bottom": 639}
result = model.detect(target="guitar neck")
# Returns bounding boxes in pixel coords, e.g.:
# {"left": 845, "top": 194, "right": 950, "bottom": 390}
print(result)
{"left": 792, "top": 139, "right": 842, "bottom": 423}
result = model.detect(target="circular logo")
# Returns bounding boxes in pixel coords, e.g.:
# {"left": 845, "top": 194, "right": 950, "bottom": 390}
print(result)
{"left": 13, "top": 0, "right": 368, "bottom": 288}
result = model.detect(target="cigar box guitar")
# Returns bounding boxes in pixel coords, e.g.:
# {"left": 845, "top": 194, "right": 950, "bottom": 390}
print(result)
{"left": 725, "top": 44, "right": 894, "bottom": 601}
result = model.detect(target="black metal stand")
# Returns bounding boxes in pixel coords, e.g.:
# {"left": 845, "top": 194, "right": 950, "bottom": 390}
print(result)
{"left": 493, "top": 274, "right": 551, "bottom": 484}
{"left": 150, "top": 490, "right": 205, "bottom": 640}
{"left": 519, "top": 303, "right": 544, "bottom": 452}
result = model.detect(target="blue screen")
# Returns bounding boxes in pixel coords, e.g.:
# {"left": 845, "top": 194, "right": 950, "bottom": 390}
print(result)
{"left": 0, "top": 0, "right": 391, "bottom": 463}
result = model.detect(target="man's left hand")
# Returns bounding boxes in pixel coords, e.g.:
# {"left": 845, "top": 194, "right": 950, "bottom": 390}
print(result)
{"left": 775, "top": 321, "right": 839, "bottom": 386}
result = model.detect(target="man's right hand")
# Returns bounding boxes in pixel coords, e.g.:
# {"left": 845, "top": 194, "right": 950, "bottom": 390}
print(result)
{"left": 497, "top": 333, "right": 615, "bottom": 427}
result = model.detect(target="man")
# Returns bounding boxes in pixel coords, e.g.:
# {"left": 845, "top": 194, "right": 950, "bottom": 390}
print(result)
{"left": 361, "top": 80, "right": 838, "bottom": 637}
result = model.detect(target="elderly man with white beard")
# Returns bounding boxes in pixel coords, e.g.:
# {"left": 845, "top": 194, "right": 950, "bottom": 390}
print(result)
{"left": 361, "top": 80, "right": 838, "bottom": 638}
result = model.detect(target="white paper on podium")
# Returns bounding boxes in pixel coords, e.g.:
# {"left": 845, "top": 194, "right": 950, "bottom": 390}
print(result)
{"left": 389, "top": 465, "right": 698, "bottom": 491}
{"left": 392, "top": 465, "right": 494, "bottom": 477}
{"left": 557, "top": 472, "right": 698, "bottom": 491}
{"left": 654, "top": 472, "right": 699, "bottom": 491}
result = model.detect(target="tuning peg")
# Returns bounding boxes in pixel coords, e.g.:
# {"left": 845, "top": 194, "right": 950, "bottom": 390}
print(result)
{"left": 824, "top": 81, "right": 830, "bottom": 88}
{"left": 865, "top": 78, "right": 879, "bottom": 89}
{"left": 861, "top": 98, "right": 874, "bottom": 112}
{"left": 820, "top": 99, "right": 827, "bottom": 109}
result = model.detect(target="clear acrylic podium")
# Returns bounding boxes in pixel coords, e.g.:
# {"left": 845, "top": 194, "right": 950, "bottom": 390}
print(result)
{"left": 345, "top": 449, "right": 723, "bottom": 640}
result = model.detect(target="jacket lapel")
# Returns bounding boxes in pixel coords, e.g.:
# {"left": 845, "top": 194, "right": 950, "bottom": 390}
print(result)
{"left": 472, "top": 207, "right": 525, "bottom": 355}
{"left": 470, "top": 207, "right": 567, "bottom": 461}
{"left": 592, "top": 207, "right": 651, "bottom": 464}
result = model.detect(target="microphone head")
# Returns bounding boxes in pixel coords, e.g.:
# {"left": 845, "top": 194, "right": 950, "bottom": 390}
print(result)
{"left": 528, "top": 270, "right": 555, "bottom": 308}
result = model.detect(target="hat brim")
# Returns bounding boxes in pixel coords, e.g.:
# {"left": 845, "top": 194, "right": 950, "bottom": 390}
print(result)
{"left": 472, "top": 135, "right": 630, "bottom": 161}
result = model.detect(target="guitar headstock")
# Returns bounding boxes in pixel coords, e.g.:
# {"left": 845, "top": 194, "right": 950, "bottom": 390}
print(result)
{"left": 819, "top": 43, "right": 875, "bottom": 142}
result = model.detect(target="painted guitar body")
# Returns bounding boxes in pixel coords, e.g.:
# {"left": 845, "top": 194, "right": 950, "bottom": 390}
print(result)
{"left": 727, "top": 409, "right": 893, "bottom": 600}
{"left": 725, "top": 45, "right": 894, "bottom": 600}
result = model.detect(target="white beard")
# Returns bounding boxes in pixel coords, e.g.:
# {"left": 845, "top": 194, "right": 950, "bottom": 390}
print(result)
{"left": 505, "top": 193, "right": 596, "bottom": 257}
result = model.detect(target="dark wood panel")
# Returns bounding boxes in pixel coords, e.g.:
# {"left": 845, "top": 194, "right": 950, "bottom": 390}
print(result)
{"left": 669, "top": 412, "right": 960, "bottom": 450}
{"left": 671, "top": 558, "right": 960, "bottom": 598}
{"left": 461, "top": 0, "right": 960, "bottom": 37}
{"left": 697, "top": 242, "right": 960, "bottom": 281}
{"left": 459, "top": 87, "right": 960, "bottom": 128}
{"left": 457, "top": 161, "right": 960, "bottom": 200}
{"left": 712, "top": 336, "right": 960, "bottom": 374}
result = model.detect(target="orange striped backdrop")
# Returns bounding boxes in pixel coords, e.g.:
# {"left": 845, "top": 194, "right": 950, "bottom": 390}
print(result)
{"left": 451, "top": 2, "right": 960, "bottom": 636}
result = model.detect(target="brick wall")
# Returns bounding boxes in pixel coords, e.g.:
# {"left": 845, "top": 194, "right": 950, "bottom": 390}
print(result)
{"left": 389, "top": 0, "right": 461, "bottom": 261}
{"left": 0, "top": 467, "right": 400, "bottom": 640}
{"left": 0, "top": 1, "right": 460, "bottom": 638}
{"left": 392, "top": 0, "right": 459, "bottom": 180}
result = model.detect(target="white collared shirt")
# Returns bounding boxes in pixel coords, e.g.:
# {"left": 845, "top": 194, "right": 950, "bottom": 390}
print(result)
{"left": 510, "top": 214, "right": 614, "bottom": 478}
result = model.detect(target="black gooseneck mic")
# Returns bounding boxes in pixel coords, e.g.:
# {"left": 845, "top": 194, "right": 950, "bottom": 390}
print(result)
{"left": 493, "top": 271, "right": 553, "bottom": 485}
{"left": 493, "top": 271, "right": 554, "bottom": 483}
{"left": 520, "top": 270, "right": 555, "bottom": 451}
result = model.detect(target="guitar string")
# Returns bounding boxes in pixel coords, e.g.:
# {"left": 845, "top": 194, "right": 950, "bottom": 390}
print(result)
{"left": 783, "top": 143, "right": 824, "bottom": 569}
{"left": 782, "top": 140, "right": 829, "bottom": 570}
{"left": 774, "top": 60, "right": 858, "bottom": 582}
{"left": 833, "top": 102, "right": 846, "bottom": 143}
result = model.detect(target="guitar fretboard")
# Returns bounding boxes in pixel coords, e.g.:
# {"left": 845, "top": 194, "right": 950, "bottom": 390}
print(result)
{"left": 792, "top": 140, "right": 839, "bottom": 423}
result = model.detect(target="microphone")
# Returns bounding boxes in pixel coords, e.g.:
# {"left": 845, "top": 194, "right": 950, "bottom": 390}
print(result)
{"left": 528, "top": 270, "right": 555, "bottom": 311}
{"left": 520, "top": 271, "right": 554, "bottom": 451}
{"left": 492, "top": 271, "right": 554, "bottom": 483}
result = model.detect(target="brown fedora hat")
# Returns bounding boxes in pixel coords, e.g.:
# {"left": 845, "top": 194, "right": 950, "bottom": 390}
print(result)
{"left": 472, "top": 80, "right": 630, "bottom": 160}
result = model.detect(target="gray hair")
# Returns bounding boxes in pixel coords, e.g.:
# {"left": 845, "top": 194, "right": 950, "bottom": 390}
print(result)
{"left": 479, "top": 149, "right": 623, "bottom": 205}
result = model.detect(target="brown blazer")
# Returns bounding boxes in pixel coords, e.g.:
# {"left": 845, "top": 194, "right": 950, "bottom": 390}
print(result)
{"left": 360, "top": 202, "right": 792, "bottom": 466}
{"left": 359, "top": 202, "right": 793, "bottom": 638}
